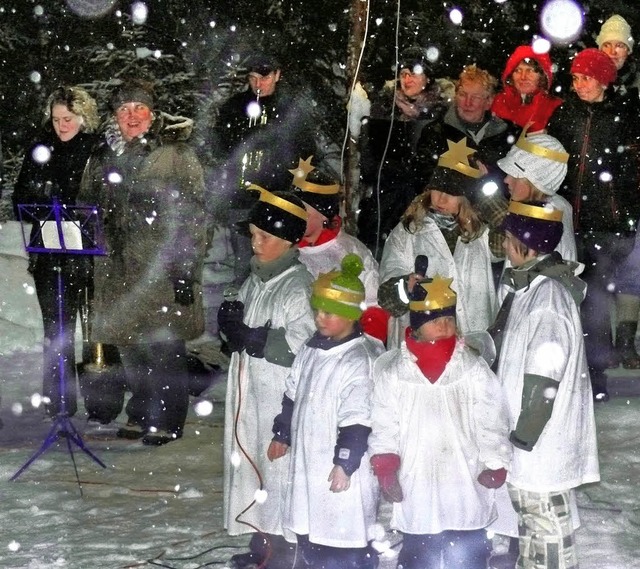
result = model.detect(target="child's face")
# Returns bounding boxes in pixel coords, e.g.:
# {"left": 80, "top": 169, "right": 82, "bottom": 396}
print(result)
{"left": 314, "top": 310, "right": 355, "bottom": 341}
{"left": 503, "top": 230, "right": 530, "bottom": 267}
{"left": 249, "top": 224, "right": 292, "bottom": 263}
{"left": 415, "top": 316, "right": 456, "bottom": 343}
{"left": 430, "top": 190, "right": 461, "bottom": 216}
{"left": 504, "top": 175, "right": 534, "bottom": 202}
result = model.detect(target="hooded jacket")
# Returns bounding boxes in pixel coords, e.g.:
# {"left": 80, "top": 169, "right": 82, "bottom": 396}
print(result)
{"left": 491, "top": 45, "right": 563, "bottom": 132}
{"left": 78, "top": 112, "right": 207, "bottom": 345}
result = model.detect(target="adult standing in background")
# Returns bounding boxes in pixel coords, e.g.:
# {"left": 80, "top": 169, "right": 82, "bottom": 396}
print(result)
{"left": 358, "top": 48, "right": 449, "bottom": 259}
{"left": 596, "top": 15, "right": 640, "bottom": 371}
{"left": 79, "top": 79, "right": 207, "bottom": 445}
{"left": 492, "top": 45, "right": 563, "bottom": 132}
{"left": 13, "top": 86, "right": 100, "bottom": 419}
{"left": 211, "top": 52, "right": 316, "bottom": 285}
{"left": 547, "top": 48, "right": 640, "bottom": 401}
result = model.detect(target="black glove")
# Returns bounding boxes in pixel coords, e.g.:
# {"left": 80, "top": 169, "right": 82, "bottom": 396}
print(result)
{"left": 245, "top": 323, "right": 270, "bottom": 358}
{"left": 173, "top": 278, "right": 195, "bottom": 306}
{"left": 217, "top": 300, "right": 248, "bottom": 352}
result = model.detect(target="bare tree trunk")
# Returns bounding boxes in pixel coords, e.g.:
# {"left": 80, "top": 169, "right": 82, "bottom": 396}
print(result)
{"left": 343, "top": 0, "right": 368, "bottom": 234}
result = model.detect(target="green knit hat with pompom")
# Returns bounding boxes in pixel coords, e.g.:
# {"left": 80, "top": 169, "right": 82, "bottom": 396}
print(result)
{"left": 310, "top": 253, "right": 366, "bottom": 320}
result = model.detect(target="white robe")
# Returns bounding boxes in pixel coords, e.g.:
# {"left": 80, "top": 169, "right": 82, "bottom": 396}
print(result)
{"left": 369, "top": 340, "right": 511, "bottom": 535}
{"left": 496, "top": 274, "right": 600, "bottom": 492}
{"left": 223, "top": 264, "right": 316, "bottom": 536}
{"left": 283, "top": 334, "right": 385, "bottom": 547}
{"left": 298, "top": 229, "right": 380, "bottom": 307}
{"left": 380, "top": 218, "right": 497, "bottom": 347}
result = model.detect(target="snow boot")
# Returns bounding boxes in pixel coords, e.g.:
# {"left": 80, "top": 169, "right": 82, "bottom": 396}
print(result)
{"left": 615, "top": 321, "right": 640, "bottom": 369}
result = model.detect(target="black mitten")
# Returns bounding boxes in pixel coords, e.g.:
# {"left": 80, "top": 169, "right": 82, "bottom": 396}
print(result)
{"left": 173, "top": 278, "right": 195, "bottom": 306}
{"left": 217, "top": 300, "right": 249, "bottom": 352}
{"left": 245, "top": 323, "right": 270, "bottom": 358}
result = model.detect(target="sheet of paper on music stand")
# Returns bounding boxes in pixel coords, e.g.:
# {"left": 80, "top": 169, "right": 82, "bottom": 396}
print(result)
{"left": 40, "top": 220, "right": 84, "bottom": 250}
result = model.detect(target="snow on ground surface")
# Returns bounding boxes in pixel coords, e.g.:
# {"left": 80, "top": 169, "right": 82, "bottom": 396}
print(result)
{"left": 1, "top": 220, "right": 639, "bottom": 568}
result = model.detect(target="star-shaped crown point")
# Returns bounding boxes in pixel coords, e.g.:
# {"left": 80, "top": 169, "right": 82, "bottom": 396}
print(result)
{"left": 438, "top": 138, "right": 476, "bottom": 170}
{"left": 421, "top": 275, "right": 456, "bottom": 305}
{"left": 289, "top": 156, "right": 315, "bottom": 180}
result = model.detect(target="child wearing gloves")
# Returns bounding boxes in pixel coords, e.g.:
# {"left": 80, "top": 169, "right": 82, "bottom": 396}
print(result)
{"left": 217, "top": 187, "right": 316, "bottom": 569}
{"left": 369, "top": 264, "right": 511, "bottom": 569}
{"left": 491, "top": 201, "right": 599, "bottom": 569}
{"left": 268, "top": 253, "right": 384, "bottom": 569}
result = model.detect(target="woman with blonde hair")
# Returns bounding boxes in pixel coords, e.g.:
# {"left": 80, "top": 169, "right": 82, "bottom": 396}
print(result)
{"left": 378, "top": 139, "right": 500, "bottom": 347}
{"left": 13, "top": 85, "right": 100, "bottom": 418}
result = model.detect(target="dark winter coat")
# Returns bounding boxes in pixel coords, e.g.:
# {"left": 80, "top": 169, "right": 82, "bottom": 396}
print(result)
{"left": 212, "top": 86, "right": 316, "bottom": 208}
{"left": 78, "top": 112, "right": 207, "bottom": 345}
{"left": 547, "top": 90, "right": 640, "bottom": 233}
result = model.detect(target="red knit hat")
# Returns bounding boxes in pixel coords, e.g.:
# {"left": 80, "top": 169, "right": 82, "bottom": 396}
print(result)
{"left": 570, "top": 48, "right": 617, "bottom": 86}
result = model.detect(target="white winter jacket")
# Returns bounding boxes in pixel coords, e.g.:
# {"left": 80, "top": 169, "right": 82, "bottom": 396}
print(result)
{"left": 369, "top": 339, "right": 511, "bottom": 534}
{"left": 223, "top": 263, "right": 316, "bottom": 536}
{"left": 380, "top": 218, "right": 496, "bottom": 347}
{"left": 283, "top": 334, "right": 385, "bottom": 547}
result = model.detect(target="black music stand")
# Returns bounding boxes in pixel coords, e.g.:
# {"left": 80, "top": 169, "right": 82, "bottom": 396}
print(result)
{"left": 11, "top": 198, "right": 107, "bottom": 492}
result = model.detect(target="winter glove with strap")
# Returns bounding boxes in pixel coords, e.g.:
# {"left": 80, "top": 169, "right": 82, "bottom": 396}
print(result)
{"left": 370, "top": 453, "right": 403, "bottom": 503}
{"left": 217, "top": 300, "right": 247, "bottom": 353}
{"left": 510, "top": 373, "right": 558, "bottom": 452}
{"left": 173, "top": 278, "right": 195, "bottom": 306}
{"left": 333, "top": 423, "right": 371, "bottom": 476}
{"left": 271, "top": 395, "right": 294, "bottom": 446}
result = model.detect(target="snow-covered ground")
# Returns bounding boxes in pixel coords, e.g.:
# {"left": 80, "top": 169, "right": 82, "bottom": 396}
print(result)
{"left": 0, "top": 220, "right": 639, "bottom": 568}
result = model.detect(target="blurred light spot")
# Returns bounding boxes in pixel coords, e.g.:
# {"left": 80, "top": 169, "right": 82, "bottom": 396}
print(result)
{"left": 194, "top": 399, "right": 214, "bottom": 416}
{"left": 8, "top": 541, "right": 21, "bottom": 552}
{"left": 426, "top": 46, "right": 440, "bottom": 62}
{"left": 254, "top": 489, "right": 268, "bottom": 503}
{"left": 230, "top": 451, "right": 241, "bottom": 467}
{"left": 246, "top": 101, "right": 261, "bottom": 119}
{"left": 449, "top": 9, "right": 463, "bottom": 25}
{"left": 209, "top": 21, "right": 216, "bottom": 28}
{"left": 107, "top": 171, "right": 123, "bottom": 184}
{"left": 34, "top": 5, "right": 44, "bottom": 16}
{"left": 131, "top": 1, "right": 148, "bottom": 25}
{"left": 65, "top": 0, "right": 117, "bottom": 18}
{"left": 599, "top": 171, "right": 613, "bottom": 183}
{"left": 375, "top": 17, "right": 383, "bottom": 26}
{"left": 328, "top": 23, "right": 337, "bottom": 32}
{"left": 11, "top": 402, "right": 23, "bottom": 416}
{"left": 482, "top": 181, "right": 498, "bottom": 196}
{"left": 32, "top": 144, "right": 51, "bottom": 164}
{"left": 29, "top": 71, "right": 42, "bottom": 84}
{"left": 540, "top": 0, "right": 583, "bottom": 44}
{"left": 532, "top": 37, "right": 551, "bottom": 54}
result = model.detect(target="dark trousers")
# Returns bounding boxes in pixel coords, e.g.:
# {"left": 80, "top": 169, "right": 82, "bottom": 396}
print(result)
{"left": 33, "top": 255, "right": 83, "bottom": 417}
{"left": 576, "top": 232, "right": 635, "bottom": 392}
{"left": 398, "top": 529, "right": 490, "bottom": 569}
{"left": 119, "top": 340, "right": 189, "bottom": 435}
{"left": 296, "top": 534, "right": 378, "bottom": 569}
{"left": 248, "top": 532, "right": 298, "bottom": 569}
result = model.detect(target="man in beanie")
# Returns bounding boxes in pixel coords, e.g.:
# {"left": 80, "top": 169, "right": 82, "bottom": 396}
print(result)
{"left": 290, "top": 156, "right": 389, "bottom": 343}
{"left": 78, "top": 78, "right": 207, "bottom": 445}
{"left": 369, "top": 267, "right": 510, "bottom": 569}
{"left": 497, "top": 130, "right": 576, "bottom": 262}
{"left": 267, "top": 253, "right": 384, "bottom": 569}
{"left": 548, "top": 46, "right": 640, "bottom": 397}
{"left": 358, "top": 47, "right": 449, "bottom": 258}
{"left": 206, "top": 50, "right": 316, "bottom": 285}
{"left": 489, "top": 201, "right": 599, "bottom": 569}
{"left": 378, "top": 138, "right": 499, "bottom": 348}
{"left": 492, "top": 45, "right": 563, "bottom": 132}
{"left": 217, "top": 186, "right": 316, "bottom": 569}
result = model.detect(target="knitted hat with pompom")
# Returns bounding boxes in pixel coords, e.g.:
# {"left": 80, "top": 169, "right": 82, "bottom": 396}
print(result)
{"left": 311, "top": 254, "right": 366, "bottom": 320}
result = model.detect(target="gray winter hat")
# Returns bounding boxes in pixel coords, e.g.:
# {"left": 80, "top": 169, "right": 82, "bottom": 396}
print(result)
{"left": 497, "top": 132, "right": 569, "bottom": 196}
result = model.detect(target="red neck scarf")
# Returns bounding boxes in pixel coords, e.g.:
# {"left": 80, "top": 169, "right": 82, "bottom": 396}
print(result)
{"left": 405, "top": 327, "right": 456, "bottom": 384}
{"left": 298, "top": 217, "right": 342, "bottom": 248}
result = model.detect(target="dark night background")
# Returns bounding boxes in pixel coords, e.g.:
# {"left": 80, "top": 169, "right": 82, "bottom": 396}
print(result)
{"left": 0, "top": 0, "right": 637, "bottom": 199}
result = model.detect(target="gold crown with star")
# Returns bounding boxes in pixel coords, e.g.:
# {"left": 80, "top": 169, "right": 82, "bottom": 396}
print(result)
{"left": 289, "top": 156, "right": 340, "bottom": 195}
{"left": 437, "top": 138, "right": 483, "bottom": 179}
{"left": 515, "top": 125, "right": 569, "bottom": 164}
{"left": 409, "top": 275, "right": 457, "bottom": 312}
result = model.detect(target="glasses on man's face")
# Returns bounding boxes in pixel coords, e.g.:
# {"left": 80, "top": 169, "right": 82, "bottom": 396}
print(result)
{"left": 456, "top": 90, "right": 487, "bottom": 104}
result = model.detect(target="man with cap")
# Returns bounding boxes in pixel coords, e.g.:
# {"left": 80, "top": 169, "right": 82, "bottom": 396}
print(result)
{"left": 548, "top": 47, "right": 640, "bottom": 399}
{"left": 369, "top": 267, "right": 510, "bottom": 569}
{"left": 78, "top": 78, "right": 207, "bottom": 445}
{"left": 490, "top": 201, "right": 599, "bottom": 569}
{"left": 358, "top": 47, "right": 450, "bottom": 259}
{"left": 267, "top": 253, "right": 384, "bottom": 569}
{"left": 210, "top": 51, "right": 316, "bottom": 285}
{"left": 289, "top": 156, "right": 389, "bottom": 343}
{"left": 378, "top": 138, "right": 499, "bottom": 348}
{"left": 217, "top": 187, "right": 315, "bottom": 569}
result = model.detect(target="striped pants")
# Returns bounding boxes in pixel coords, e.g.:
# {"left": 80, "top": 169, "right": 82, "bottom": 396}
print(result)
{"left": 508, "top": 484, "right": 579, "bottom": 569}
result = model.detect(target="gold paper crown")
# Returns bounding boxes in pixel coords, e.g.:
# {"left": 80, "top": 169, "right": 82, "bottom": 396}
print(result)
{"left": 247, "top": 183, "right": 308, "bottom": 220}
{"left": 409, "top": 275, "right": 457, "bottom": 312}
{"left": 312, "top": 270, "right": 365, "bottom": 305}
{"left": 289, "top": 156, "right": 340, "bottom": 195}
{"left": 508, "top": 200, "right": 563, "bottom": 222}
{"left": 515, "top": 126, "right": 569, "bottom": 164}
{"left": 437, "top": 138, "right": 483, "bottom": 179}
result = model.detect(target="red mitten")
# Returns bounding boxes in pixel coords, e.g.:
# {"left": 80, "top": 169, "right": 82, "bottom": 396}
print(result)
{"left": 477, "top": 467, "right": 507, "bottom": 489}
{"left": 360, "top": 306, "right": 390, "bottom": 344}
{"left": 371, "top": 453, "right": 404, "bottom": 502}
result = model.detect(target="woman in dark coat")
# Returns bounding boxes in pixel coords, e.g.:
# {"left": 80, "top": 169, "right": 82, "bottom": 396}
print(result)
{"left": 78, "top": 79, "right": 207, "bottom": 445}
{"left": 547, "top": 48, "right": 640, "bottom": 401}
{"left": 13, "top": 86, "right": 100, "bottom": 418}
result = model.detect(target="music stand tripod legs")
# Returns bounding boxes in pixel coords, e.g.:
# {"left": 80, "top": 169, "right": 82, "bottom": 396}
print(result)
{"left": 11, "top": 199, "right": 108, "bottom": 492}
